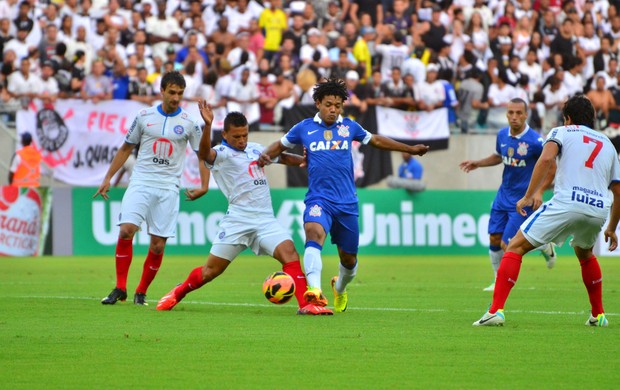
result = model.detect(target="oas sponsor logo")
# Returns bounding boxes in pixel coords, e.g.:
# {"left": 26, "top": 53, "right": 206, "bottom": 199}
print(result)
{"left": 173, "top": 125, "right": 184, "bottom": 135}
{"left": 309, "top": 204, "right": 322, "bottom": 217}
{"left": 152, "top": 138, "right": 173, "bottom": 165}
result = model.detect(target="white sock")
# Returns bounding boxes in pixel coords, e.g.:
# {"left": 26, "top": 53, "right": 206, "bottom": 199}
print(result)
{"left": 489, "top": 249, "right": 504, "bottom": 277}
{"left": 335, "top": 261, "right": 358, "bottom": 293}
{"left": 303, "top": 246, "right": 323, "bottom": 289}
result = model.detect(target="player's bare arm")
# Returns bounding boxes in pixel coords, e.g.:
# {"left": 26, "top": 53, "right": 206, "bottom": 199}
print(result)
{"left": 369, "top": 134, "right": 430, "bottom": 156}
{"left": 517, "top": 141, "right": 560, "bottom": 216}
{"left": 605, "top": 182, "right": 620, "bottom": 251}
{"left": 459, "top": 154, "right": 502, "bottom": 173}
{"left": 93, "top": 142, "right": 135, "bottom": 200}
{"left": 197, "top": 100, "right": 216, "bottom": 165}
{"left": 279, "top": 152, "right": 304, "bottom": 166}
{"left": 258, "top": 140, "right": 288, "bottom": 166}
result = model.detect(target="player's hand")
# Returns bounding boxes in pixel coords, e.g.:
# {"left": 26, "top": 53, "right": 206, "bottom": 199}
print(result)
{"left": 531, "top": 192, "right": 544, "bottom": 211}
{"left": 516, "top": 196, "right": 533, "bottom": 217}
{"left": 300, "top": 147, "right": 308, "bottom": 168}
{"left": 198, "top": 99, "right": 214, "bottom": 127}
{"left": 605, "top": 229, "right": 618, "bottom": 251}
{"left": 93, "top": 181, "right": 110, "bottom": 200}
{"left": 184, "top": 187, "right": 207, "bottom": 201}
{"left": 258, "top": 153, "right": 272, "bottom": 167}
{"left": 459, "top": 160, "right": 478, "bottom": 173}
{"left": 410, "top": 144, "right": 430, "bottom": 156}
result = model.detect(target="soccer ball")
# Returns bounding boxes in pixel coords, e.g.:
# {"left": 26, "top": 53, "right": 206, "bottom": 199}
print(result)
{"left": 262, "top": 271, "right": 296, "bottom": 304}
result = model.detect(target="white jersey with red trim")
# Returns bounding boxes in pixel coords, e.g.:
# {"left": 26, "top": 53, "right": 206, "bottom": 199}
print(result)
{"left": 546, "top": 124, "right": 620, "bottom": 219}
{"left": 125, "top": 104, "right": 202, "bottom": 189}
{"left": 208, "top": 141, "right": 274, "bottom": 217}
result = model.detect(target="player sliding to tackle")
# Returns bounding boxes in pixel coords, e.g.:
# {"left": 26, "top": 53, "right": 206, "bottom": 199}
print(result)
{"left": 157, "top": 105, "right": 333, "bottom": 315}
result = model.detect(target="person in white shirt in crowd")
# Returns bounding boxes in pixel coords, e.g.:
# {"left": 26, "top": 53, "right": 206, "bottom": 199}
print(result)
{"left": 38, "top": 60, "right": 59, "bottom": 101}
{"left": 488, "top": 71, "right": 516, "bottom": 108}
{"left": 228, "top": 67, "right": 260, "bottom": 130}
{"left": 146, "top": 0, "right": 181, "bottom": 60}
{"left": 299, "top": 27, "right": 331, "bottom": 78}
{"left": 224, "top": 0, "right": 255, "bottom": 35}
{"left": 7, "top": 56, "right": 41, "bottom": 107}
{"left": 228, "top": 32, "right": 258, "bottom": 79}
{"left": 543, "top": 75, "right": 569, "bottom": 129}
{"left": 4, "top": 25, "right": 31, "bottom": 63}
{"left": 375, "top": 30, "right": 410, "bottom": 82}
{"left": 562, "top": 56, "right": 585, "bottom": 97}
{"left": 518, "top": 49, "right": 543, "bottom": 100}
{"left": 414, "top": 63, "right": 445, "bottom": 112}
{"left": 578, "top": 21, "right": 600, "bottom": 81}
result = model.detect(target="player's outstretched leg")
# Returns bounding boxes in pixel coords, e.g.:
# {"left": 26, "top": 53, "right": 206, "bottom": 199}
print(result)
{"left": 485, "top": 245, "right": 503, "bottom": 291}
{"left": 157, "top": 267, "right": 206, "bottom": 311}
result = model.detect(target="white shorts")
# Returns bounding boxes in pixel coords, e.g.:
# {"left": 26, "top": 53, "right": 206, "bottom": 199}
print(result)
{"left": 118, "top": 184, "right": 179, "bottom": 238}
{"left": 210, "top": 213, "right": 292, "bottom": 261}
{"left": 520, "top": 201, "right": 606, "bottom": 249}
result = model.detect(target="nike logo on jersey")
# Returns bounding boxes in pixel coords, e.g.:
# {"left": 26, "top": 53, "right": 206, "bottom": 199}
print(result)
{"left": 500, "top": 144, "right": 507, "bottom": 147}
{"left": 308, "top": 130, "right": 318, "bottom": 135}
{"left": 147, "top": 123, "right": 158, "bottom": 127}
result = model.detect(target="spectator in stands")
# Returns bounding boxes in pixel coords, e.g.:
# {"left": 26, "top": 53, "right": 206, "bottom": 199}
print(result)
{"left": 421, "top": 5, "right": 447, "bottom": 54}
{"left": 415, "top": 63, "right": 445, "bottom": 112}
{"left": 488, "top": 71, "right": 516, "bottom": 108}
{"left": 111, "top": 60, "right": 130, "bottom": 100}
{"left": 257, "top": 70, "right": 278, "bottom": 125}
{"left": 349, "top": 0, "right": 383, "bottom": 27}
{"left": 259, "top": 0, "right": 287, "bottom": 61}
{"left": 550, "top": 18, "right": 576, "bottom": 61}
{"left": 328, "top": 35, "right": 357, "bottom": 67}
{"left": 209, "top": 15, "right": 235, "bottom": 58}
{"left": 465, "top": 11, "right": 490, "bottom": 62}
{"left": 384, "top": 0, "right": 412, "bottom": 38}
{"left": 300, "top": 27, "right": 331, "bottom": 78}
{"left": 38, "top": 3, "right": 62, "bottom": 29}
{"left": 7, "top": 56, "right": 40, "bottom": 108}
{"left": 587, "top": 75, "right": 616, "bottom": 129}
{"left": 81, "top": 58, "right": 113, "bottom": 103}
{"left": 342, "top": 69, "right": 365, "bottom": 111}
{"left": 375, "top": 30, "right": 409, "bottom": 82}
{"left": 542, "top": 75, "right": 569, "bottom": 129}
{"left": 228, "top": 32, "right": 258, "bottom": 77}
{"left": 13, "top": 1, "right": 34, "bottom": 35}
{"left": 38, "top": 23, "right": 62, "bottom": 63}
{"left": 128, "top": 66, "right": 156, "bottom": 105}
{"left": 352, "top": 25, "right": 375, "bottom": 81}
{"left": 4, "top": 25, "right": 30, "bottom": 62}
{"left": 518, "top": 49, "right": 543, "bottom": 99}
{"left": 329, "top": 49, "right": 355, "bottom": 80}
{"left": 458, "top": 68, "right": 488, "bottom": 133}
{"left": 8, "top": 132, "right": 46, "bottom": 187}
{"left": 386, "top": 152, "right": 425, "bottom": 192}
{"left": 103, "top": 0, "right": 128, "bottom": 31}
{"left": 563, "top": 56, "right": 585, "bottom": 97}
{"left": 146, "top": 0, "right": 181, "bottom": 60}
{"left": 177, "top": 30, "right": 209, "bottom": 65}
{"left": 271, "top": 37, "right": 301, "bottom": 74}
{"left": 228, "top": 67, "right": 260, "bottom": 131}
{"left": 282, "top": 12, "right": 306, "bottom": 57}
{"left": 126, "top": 29, "right": 153, "bottom": 58}
{"left": 381, "top": 66, "right": 410, "bottom": 109}
{"left": 248, "top": 18, "right": 265, "bottom": 63}
{"left": 578, "top": 21, "right": 600, "bottom": 81}
{"left": 164, "top": 45, "right": 183, "bottom": 71}
{"left": 38, "top": 60, "right": 59, "bottom": 102}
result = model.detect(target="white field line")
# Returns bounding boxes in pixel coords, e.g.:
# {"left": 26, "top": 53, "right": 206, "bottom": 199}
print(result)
{"left": 9, "top": 295, "right": 618, "bottom": 317}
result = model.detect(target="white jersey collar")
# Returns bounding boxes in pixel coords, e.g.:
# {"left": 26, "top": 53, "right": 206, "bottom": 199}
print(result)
{"left": 313, "top": 113, "right": 344, "bottom": 125}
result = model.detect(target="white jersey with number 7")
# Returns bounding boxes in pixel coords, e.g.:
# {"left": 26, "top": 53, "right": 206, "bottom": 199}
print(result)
{"left": 546, "top": 125, "right": 620, "bottom": 219}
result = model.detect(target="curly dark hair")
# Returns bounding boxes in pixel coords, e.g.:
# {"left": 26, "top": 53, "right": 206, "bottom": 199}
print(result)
{"left": 160, "top": 70, "right": 186, "bottom": 91}
{"left": 224, "top": 111, "right": 248, "bottom": 131}
{"left": 312, "top": 78, "right": 349, "bottom": 103}
{"left": 562, "top": 94, "right": 595, "bottom": 129}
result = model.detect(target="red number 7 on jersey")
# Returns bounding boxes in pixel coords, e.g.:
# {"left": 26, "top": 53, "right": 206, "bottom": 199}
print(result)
{"left": 583, "top": 135, "right": 603, "bottom": 168}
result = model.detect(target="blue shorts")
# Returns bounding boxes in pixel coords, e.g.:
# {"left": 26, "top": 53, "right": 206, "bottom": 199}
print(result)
{"left": 488, "top": 206, "right": 533, "bottom": 245}
{"left": 303, "top": 198, "right": 359, "bottom": 255}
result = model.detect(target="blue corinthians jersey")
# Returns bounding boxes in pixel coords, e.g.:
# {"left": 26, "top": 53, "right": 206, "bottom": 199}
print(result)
{"left": 493, "top": 125, "right": 544, "bottom": 210}
{"left": 281, "top": 113, "right": 372, "bottom": 204}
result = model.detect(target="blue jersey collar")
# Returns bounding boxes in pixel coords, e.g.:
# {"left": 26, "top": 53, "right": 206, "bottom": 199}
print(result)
{"left": 510, "top": 124, "right": 530, "bottom": 139}
{"left": 313, "top": 113, "right": 343, "bottom": 126}
{"left": 157, "top": 104, "right": 182, "bottom": 117}
{"left": 222, "top": 139, "right": 245, "bottom": 152}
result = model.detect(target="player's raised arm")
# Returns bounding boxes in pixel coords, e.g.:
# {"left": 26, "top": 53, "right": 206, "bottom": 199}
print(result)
{"left": 368, "top": 134, "right": 430, "bottom": 156}
{"left": 197, "top": 99, "right": 216, "bottom": 165}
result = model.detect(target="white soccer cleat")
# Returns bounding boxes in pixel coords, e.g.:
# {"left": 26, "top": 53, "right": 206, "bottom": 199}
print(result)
{"left": 540, "top": 243, "right": 557, "bottom": 269}
{"left": 483, "top": 282, "right": 495, "bottom": 292}
{"left": 585, "top": 313, "right": 608, "bottom": 327}
{"left": 473, "top": 309, "right": 505, "bottom": 326}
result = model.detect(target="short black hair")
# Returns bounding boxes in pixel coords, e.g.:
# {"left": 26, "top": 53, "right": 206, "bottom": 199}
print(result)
{"left": 509, "top": 97, "right": 528, "bottom": 112}
{"left": 312, "top": 78, "right": 348, "bottom": 103}
{"left": 562, "top": 94, "right": 595, "bottom": 129}
{"left": 224, "top": 111, "right": 248, "bottom": 131}
{"left": 160, "top": 70, "right": 186, "bottom": 90}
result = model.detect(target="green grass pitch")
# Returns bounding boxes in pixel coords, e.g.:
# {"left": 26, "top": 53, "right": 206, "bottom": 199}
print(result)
{"left": 1, "top": 254, "right": 618, "bottom": 389}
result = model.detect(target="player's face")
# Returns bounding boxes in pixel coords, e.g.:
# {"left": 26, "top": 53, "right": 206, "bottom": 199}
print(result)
{"left": 161, "top": 83, "right": 185, "bottom": 113}
{"left": 506, "top": 101, "right": 527, "bottom": 132}
{"left": 316, "top": 95, "right": 344, "bottom": 126}
{"left": 223, "top": 124, "right": 249, "bottom": 150}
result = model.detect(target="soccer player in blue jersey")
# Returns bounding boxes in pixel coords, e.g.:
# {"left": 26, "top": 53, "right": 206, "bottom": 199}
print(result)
{"left": 259, "top": 78, "right": 429, "bottom": 313}
{"left": 459, "top": 98, "right": 556, "bottom": 292}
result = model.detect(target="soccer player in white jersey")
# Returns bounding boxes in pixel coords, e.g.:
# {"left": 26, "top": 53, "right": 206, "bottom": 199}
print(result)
{"left": 259, "top": 79, "right": 429, "bottom": 313}
{"left": 156, "top": 109, "right": 333, "bottom": 315}
{"left": 95, "top": 71, "right": 211, "bottom": 306}
{"left": 474, "top": 94, "right": 620, "bottom": 327}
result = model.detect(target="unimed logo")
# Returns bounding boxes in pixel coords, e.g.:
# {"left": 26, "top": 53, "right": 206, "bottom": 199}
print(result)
{"left": 91, "top": 200, "right": 490, "bottom": 248}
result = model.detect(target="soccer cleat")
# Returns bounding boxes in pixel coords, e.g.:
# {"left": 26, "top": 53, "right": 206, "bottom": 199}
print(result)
{"left": 483, "top": 282, "right": 495, "bottom": 292}
{"left": 156, "top": 288, "right": 180, "bottom": 311}
{"left": 473, "top": 309, "right": 505, "bottom": 326}
{"left": 585, "top": 313, "right": 608, "bottom": 327}
{"left": 540, "top": 243, "right": 557, "bottom": 269}
{"left": 330, "top": 276, "right": 349, "bottom": 313}
{"left": 296, "top": 304, "right": 333, "bottom": 315}
{"left": 133, "top": 293, "right": 148, "bottom": 306}
{"left": 101, "top": 287, "right": 127, "bottom": 305}
{"left": 303, "top": 287, "right": 328, "bottom": 307}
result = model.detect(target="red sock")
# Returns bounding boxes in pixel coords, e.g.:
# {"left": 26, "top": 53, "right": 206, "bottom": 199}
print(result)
{"left": 490, "top": 252, "right": 523, "bottom": 313}
{"left": 175, "top": 267, "right": 207, "bottom": 300}
{"left": 115, "top": 238, "right": 133, "bottom": 291}
{"left": 580, "top": 255, "right": 604, "bottom": 316}
{"left": 135, "top": 250, "right": 164, "bottom": 294}
{"left": 283, "top": 261, "right": 309, "bottom": 308}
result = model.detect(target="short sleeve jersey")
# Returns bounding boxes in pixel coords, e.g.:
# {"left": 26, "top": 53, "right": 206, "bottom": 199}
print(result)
{"left": 281, "top": 114, "right": 372, "bottom": 204}
{"left": 125, "top": 105, "right": 202, "bottom": 190}
{"left": 207, "top": 141, "right": 274, "bottom": 217}
{"left": 546, "top": 124, "right": 620, "bottom": 218}
{"left": 493, "top": 126, "right": 544, "bottom": 210}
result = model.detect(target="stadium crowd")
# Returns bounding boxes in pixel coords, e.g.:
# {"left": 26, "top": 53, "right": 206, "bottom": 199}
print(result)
{"left": 2, "top": 0, "right": 620, "bottom": 134}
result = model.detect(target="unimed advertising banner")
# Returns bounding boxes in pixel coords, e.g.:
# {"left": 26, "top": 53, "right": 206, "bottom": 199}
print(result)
{"left": 16, "top": 99, "right": 207, "bottom": 187}
{"left": 72, "top": 188, "right": 500, "bottom": 256}
{"left": 0, "top": 186, "right": 51, "bottom": 256}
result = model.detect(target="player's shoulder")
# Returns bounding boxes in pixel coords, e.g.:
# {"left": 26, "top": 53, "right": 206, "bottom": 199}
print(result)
{"left": 496, "top": 126, "right": 510, "bottom": 138}
{"left": 177, "top": 107, "right": 199, "bottom": 124}
{"left": 246, "top": 142, "right": 265, "bottom": 154}
{"left": 135, "top": 105, "right": 158, "bottom": 120}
